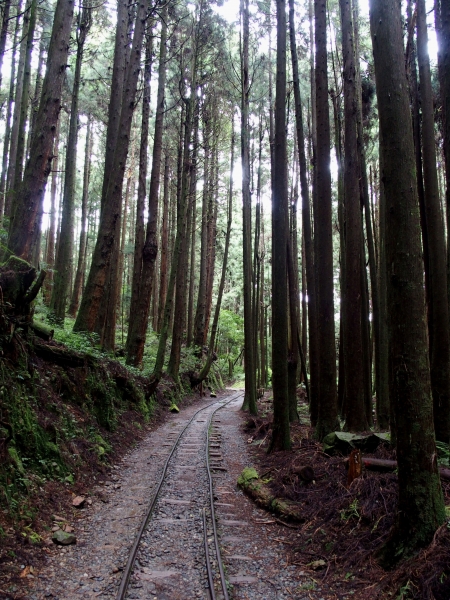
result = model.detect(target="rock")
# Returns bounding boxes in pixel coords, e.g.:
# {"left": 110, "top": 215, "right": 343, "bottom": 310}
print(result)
{"left": 51, "top": 526, "right": 60, "bottom": 532}
{"left": 72, "top": 496, "right": 85, "bottom": 508}
{"left": 210, "top": 392, "right": 217, "bottom": 398}
{"left": 64, "top": 525, "right": 74, "bottom": 533}
{"left": 52, "top": 530, "right": 76, "bottom": 545}
{"left": 52, "top": 515, "right": 66, "bottom": 522}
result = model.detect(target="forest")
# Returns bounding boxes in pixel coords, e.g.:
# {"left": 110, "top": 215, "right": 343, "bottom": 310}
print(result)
{"left": 1, "top": 0, "right": 450, "bottom": 597}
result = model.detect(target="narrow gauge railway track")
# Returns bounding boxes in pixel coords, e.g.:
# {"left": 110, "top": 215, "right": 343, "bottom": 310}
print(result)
{"left": 116, "top": 391, "right": 243, "bottom": 600}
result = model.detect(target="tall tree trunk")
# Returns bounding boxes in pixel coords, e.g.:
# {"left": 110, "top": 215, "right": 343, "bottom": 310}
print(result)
{"left": 435, "top": 1, "right": 450, "bottom": 332}
{"left": 6, "top": 0, "right": 74, "bottom": 263}
{"left": 12, "top": 0, "right": 37, "bottom": 194}
{"left": 125, "top": 26, "right": 153, "bottom": 356}
{"left": 191, "top": 123, "right": 235, "bottom": 386}
{"left": 0, "top": 0, "right": 11, "bottom": 93}
{"left": 186, "top": 106, "right": 200, "bottom": 347}
{"left": 50, "top": 4, "right": 91, "bottom": 323}
{"left": 314, "top": 0, "right": 339, "bottom": 439}
{"left": 203, "top": 135, "right": 218, "bottom": 345}
{"left": 417, "top": 0, "right": 450, "bottom": 443}
{"left": 186, "top": 166, "right": 197, "bottom": 347}
{"left": 339, "top": 0, "right": 367, "bottom": 431}
{"left": 125, "top": 8, "right": 167, "bottom": 366}
{"left": 157, "top": 154, "right": 170, "bottom": 332}
{"left": 353, "top": 0, "right": 387, "bottom": 428}
{"left": 288, "top": 0, "right": 318, "bottom": 416}
{"left": 167, "top": 95, "right": 200, "bottom": 381}
{"left": 6, "top": 0, "right": 30, "bottom": 205}
{"left": 152, "top": 94, "right": 195, "bottom": 384}
{"left": 369, "top": 0, "right": 445, "bottom": 563}
{"left": 100, "top": 0, "right": 129, "bottom": 213}
{"left": 240, "top": 0, "right": 257, "bottom": 414}
{"left": 0, "top": 0, "right": 22, "bottom": 221}
{"left": 69, "top": 115, "right": 93, "bottom": 316}
{"left": 269, "top": 0, "right": 290, "bottom": 451}
{"left": 42, "top": 120, "right": 60, "bottom": 304}
{"left": 193, "top": 96, "right": 211, "bottom": 348}
{"left": 29, "top": 26, "right": 47, "bottom": 144}
{"left": 74, "top": 0, "right": 148, "bottom": 350}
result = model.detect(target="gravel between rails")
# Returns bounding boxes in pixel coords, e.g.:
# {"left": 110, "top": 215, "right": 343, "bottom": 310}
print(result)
{"left": 27, "top": 390, "right": 328, "bottom": 600}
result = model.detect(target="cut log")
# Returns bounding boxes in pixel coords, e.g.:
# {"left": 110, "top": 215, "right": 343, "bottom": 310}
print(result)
{"left": 345, "top": 456, "right": 450, "bottom": 481}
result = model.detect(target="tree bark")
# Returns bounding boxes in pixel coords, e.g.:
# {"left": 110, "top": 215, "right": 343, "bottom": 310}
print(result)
{"left": 0, "top": 0, "right": 22, "bottom": 221}
{"left": 124, "top": 25, "right": 153, "bottom": 357}
{"left": 0, "top": 0, "right": 11, "bottom": 93}
{"left": 417, "top": 0, "right": 450, "bottom": 443}
{"left": 314, "top": 0, "right": 339, "bottom": 440}
{"left": 6, "top": 0, "right": 30, "bottom": 204}
{"left": 6, "top": 0, "right": 74, "bottom": 263}
{"left": 74, "top": 0, "right": 148, "bottom": 349}
{"left": 240, "top": 0, "right": 257, "bottom": 415}
{"left": 369, "top": 0, "right": 445, "bottom": 564}
{"left": 50, "top": 4, "right": 91, "bottom": 323}
{"left": 288, "top": 0, "right": 318, "bottom": 418}
{"left": 69, "top": 115, "right": 93, "bottom": 317}
{"left": 191, "top": 125, "right": 234, "bottom": 385}
{"left": 339, "top": 0, "right": 367, "bottom": 432}
{"left": 12, "top": 0, "right": 37, "bottom": 194}
{"left": 42, "top": 120, "right": 60, "bottom": 304}
{"left": 269, "top": 0, "right": 290, "bottom": 451}
{"left": 125, "top": 9, "right": 167, "bottom": 366}
{"left": 157, "top": 155, "right": 170, "bottom": 333}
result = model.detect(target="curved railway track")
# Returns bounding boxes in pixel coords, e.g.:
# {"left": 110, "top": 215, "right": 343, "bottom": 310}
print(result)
{"left": 116, "top": 391, "right": 244, "bottom": 600}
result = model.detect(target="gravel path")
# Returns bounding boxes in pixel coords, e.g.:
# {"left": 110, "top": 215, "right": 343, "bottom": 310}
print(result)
{"left": 25, "top": 390, "right": 328, "bottom": 600}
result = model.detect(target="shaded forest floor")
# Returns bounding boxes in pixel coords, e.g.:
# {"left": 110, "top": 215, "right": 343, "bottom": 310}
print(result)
{"left": 0, "top": 334, "right": 204, "bottom": 599}
{"left": 241, "top": 392, "right": 450, "bottom": 600}
{"left": 2, "top": 340, "right": 450, "bottom": 600}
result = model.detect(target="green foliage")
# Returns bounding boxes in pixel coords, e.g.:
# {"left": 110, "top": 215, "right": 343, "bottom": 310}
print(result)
{"left": 218, "top": 309, "right": 244, "bottom": 353}
{"left": 436, "top": 441, "right": 450, "bottom": 467}
{"left": 340, "top": 499, "right": 360, "bottom": 522}
{"left": 237, "top": 467, "right": 259, "bottom": 486}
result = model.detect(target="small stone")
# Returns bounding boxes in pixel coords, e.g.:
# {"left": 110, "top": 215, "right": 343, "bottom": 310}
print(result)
{"left": 72, "top": 496, "right": 85, "bottom": 508}
{"left": 52, "top": 515, "right": 65, "bottom": 522}
{"left": 52, "top": 530, "right": 76, "bottom": 546}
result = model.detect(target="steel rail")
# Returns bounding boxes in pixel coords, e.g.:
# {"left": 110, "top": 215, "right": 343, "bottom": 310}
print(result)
{"left": 204, "top": 398, "right": 235, "bottom": 600}
{"left": 115, "top": 390, "right": 243, "bottom": 600}
{"left": 202, "top": 507, "right": 216, "bottom": 599}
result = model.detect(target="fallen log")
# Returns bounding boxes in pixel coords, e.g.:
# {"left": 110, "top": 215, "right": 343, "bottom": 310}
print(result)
{"left": 33, "top": 340, "right": 86, "bottom": 368}
{"left": 31, "top": 320, "right": 54, "bottom": 341}
{"left": 237, "top": 469, "right": 304, "bottom": 522}
{"left": 345, "top": 456, "right": 450, "bottom": 481}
